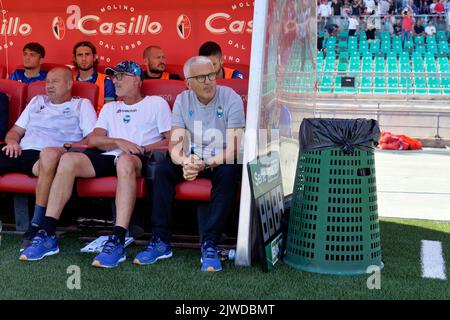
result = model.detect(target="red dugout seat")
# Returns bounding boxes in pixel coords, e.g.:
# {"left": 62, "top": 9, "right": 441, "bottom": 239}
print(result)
{"left": 0, "top": 79, "right": 27, "bottom": 130}
{"left": 77, "top": 177, "right": 148, "bottom": 198}
{"left": 27, "top": 81, "right": 99, "bottom": 110}
{"left": 216, "top": 78, "right": 248, "bottom": 113}
{"left": 141, "top": 79, "right": 187, "bottom": 109}
{"left": 0, "top": 65, "right": 6, "bottom": 79}
{"left": 165, "top": 64, "right": 185, "bottom": 80}
{"left": 16, "top": 63, "right": 72, "bottom": 72}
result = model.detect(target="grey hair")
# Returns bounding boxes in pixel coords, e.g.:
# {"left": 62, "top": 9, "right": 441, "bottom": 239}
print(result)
{"left": 183, "top": 56, "right": 214, "bottom": 79}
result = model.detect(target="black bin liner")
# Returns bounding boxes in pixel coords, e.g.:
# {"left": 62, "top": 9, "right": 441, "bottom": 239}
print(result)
{"left": 299, "top": 118, "right": 380, "bottom": 154}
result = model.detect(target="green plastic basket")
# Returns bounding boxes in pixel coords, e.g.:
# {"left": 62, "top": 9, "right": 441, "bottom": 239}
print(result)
{"left": 284, "top": 148, "right": 383, "bottom": 275}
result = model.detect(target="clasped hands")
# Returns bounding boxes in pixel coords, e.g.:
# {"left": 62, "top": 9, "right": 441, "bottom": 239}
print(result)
{"left": 182, "top": 154, "right": 206, "bottom": 181}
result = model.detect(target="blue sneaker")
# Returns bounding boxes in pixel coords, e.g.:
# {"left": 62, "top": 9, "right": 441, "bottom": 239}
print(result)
{"left": 133, "top": 236, "right": 172, "bottom": 265}
{"left": 19, "top": 230, "right": 59, "bottom": 261}
{"left": 92, "top": 235, "right": 126, "bottom": 268}
{"left": 200, "top": 240, "right": 222, "bottom": 272}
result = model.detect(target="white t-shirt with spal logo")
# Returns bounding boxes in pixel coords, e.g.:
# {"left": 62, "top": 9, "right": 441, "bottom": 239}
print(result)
{"left": 15, "top": 95, "right": 97, "bottom": 151}
{"left": 95, "top": 96, "right": 172, "bottom": 156}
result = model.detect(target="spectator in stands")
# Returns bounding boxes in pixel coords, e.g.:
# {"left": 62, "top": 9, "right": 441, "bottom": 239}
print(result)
{"left": 418, "top": 0, "right": 430, "bottom": 14}
{"left": 1, "top": 68, "right": 97, "bottom": 252}
{"left": 73, "top": 41, "right": 116, "bottom": 114}
{"left": 0, "top": 92, "right": 8, "bottom": 140}
{"left": 414, "top": 18, "right": 425, "bottom": 35}
{"left": 142, "top": 45, "right": 181, "bottom": 80}
{"left": 366, "top": 12, "right": 377, "bottom": 41}
{"left": 318, "top": 0, "right": 331, "bottom": 18}
{"left": 379, "top": 0, "right": 392, "bottom": 15}
{"left": 133, "top": 56, "right": 244, "bottom": 272}
{"left": 348, "top": 14, "right": 360, "bottom": 36}
{"left": 341, "top": 0, "right": 353, "bottom": 17}
{"left": 352, "top": 0, "right": 364, "bottom": 15}
{"left": 19, "top": 61, "right": 172, "bottom": 267}
{"left": 429, "top": 0, "right": 439, "bottom": 13}
{"left": 393, "top": 18, "right": 403, "bottom": 35}
{"left": 331, "top": 0, "right": 343, "bottom": 29}
{"left": 425, "top": 19, "right": 437, "bottom": 35}
{"left": 401, "top": 9, "right": 414, "bottom": 42}
{"left": 199, "top": 41, "right": 244, "bottom": 79}
{"left": 331, "top": 0, "right": 343, "bottom": 16}
{"left": 8, "top": 43, "right": 47, "bottom": 84}
{"left": 364, "top": 0, "right": 377, "bottom": 14}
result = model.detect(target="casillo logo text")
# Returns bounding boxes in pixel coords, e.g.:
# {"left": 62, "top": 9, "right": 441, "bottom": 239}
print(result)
{"left": 57, "top": 6, "right": 252, "bottom": 36}
{"left": 60, "top": 5, "right": 162, "bottom": 36}
{"left": 0, "top": 16, "right": 32, "bottom": 36}
{"left": 205, "top": 13, "right": 253, "bottom": 35}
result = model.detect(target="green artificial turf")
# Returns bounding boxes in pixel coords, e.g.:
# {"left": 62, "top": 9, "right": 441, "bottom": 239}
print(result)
{"left": 0, "top": 218, "right": 449, "bottom": 300}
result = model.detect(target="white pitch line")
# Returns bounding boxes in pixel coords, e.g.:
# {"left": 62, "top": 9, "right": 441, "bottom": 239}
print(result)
{"left": 421, "top": 240, "right": 447, "bottom": 280}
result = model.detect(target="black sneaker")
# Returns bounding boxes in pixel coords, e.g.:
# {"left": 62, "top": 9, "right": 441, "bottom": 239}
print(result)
{"left": 20, "top": 225, "right": 40, "bottom": 253}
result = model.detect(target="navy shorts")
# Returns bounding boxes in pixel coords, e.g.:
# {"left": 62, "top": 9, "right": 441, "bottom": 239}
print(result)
{"left": 82, "top": 149, "right": 147, "bottom": 178}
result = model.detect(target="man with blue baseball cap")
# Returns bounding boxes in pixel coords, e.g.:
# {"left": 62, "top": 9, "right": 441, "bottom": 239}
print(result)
{"left": 19, "top": 61, "right": 172, "bottom": 268}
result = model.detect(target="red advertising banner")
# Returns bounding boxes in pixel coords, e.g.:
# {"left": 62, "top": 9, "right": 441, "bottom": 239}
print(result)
{"left": 0, "top": 1, "right": 254, "bottom": 74}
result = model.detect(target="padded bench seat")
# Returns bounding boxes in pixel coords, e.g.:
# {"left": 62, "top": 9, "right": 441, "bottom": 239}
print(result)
{"left": 77, "top": 177, "right": 148, "bottom": 198}
{"left": 0, "top": 173, "right": 37, "bottom": 194}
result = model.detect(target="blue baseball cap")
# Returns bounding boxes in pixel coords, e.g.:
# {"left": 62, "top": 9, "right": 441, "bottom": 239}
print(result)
{"left": 105, "top": 61, "right": 142, "bottom": 78}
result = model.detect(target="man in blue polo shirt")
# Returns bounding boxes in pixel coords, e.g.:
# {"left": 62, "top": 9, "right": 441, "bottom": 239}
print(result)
{"left": 133, "top": 56, "right": 245, "bottom": 272}
{"left": 73, "top": 41, "right": 116, "bottom": 114}
{"left": 9, "top": 42, "right": 47, "bottom": 84}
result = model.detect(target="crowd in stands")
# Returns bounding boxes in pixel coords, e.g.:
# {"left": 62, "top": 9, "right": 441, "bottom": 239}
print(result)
{"left": 318, "top": 0, "right": 450, "bottom": 46}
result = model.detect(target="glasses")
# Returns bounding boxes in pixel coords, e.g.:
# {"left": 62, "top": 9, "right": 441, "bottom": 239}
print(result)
{"left": 187, "top": 72, "right": 217, "bottom": 83}
{"left": 111, "top": 73, "right": 134, "bottom": 81}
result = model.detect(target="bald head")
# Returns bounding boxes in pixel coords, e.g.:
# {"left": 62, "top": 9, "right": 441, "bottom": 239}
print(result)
{"left": 46, "top": 67, "right": 73, "bottom": 104}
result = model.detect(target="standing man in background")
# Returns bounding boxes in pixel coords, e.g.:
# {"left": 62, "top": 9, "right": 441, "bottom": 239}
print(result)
{"left": 199, "top": 41, "right": 245, "bottom": 79}
{"left": 73, "top": 41, "right": 116, "bottom": 114}
{"left": 142, "top": 46, "right": 181, "bottom": 80}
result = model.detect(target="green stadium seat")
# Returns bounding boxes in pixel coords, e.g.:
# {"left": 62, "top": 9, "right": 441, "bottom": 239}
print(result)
{"left": 370, "top": 40, "right": 380, "bottom": 55}
{"left": 404, "top": 39, "right": 414, "bottom": 52}
{"left": 359, "top": 41, "right": 369, "bottom": 55}
{"left": 334, "top": 75, "right": 344, "bottom": 93}
{"left": 380, "top": 31, "right": 390, "bottom": 41}
{"left": 441, "top": 77, "right": 450, "bottom": 94}
{"left": 319, "top": 75, "right": 333, "bottom": 93}
{"left": 414, "top": 76, "right": 428, "bottom": 94}
{"left": 416, "top": 45, "right": 426, "bottom": 55}
{"left": 375, "top": 57, "right": 385, "bottom": 72}
{"left": 427, "top": 44, "right": 438, "bottom": 54}
{"left": 428, "top": 76, "right": 441, "bottom": 94}
{"left": 374, "top": 76, "right": 386, "bottom": 94}
{"left": 359, "top": 76, "right": 373, "bottom": 94}
{"left": 436, "top": 31, "right": 447, "bottom": 42}
{"left": 387, "top": 75, "right": 399, "bottom": 94}
{"left": 338, "top": 31, "right": 349, "bottom": 42}
{"left": 438, "top": 41, "right": 449, "bottom": 55}
{"left": 426, "top": 36, "right": 436, "bottom": 45}
{"left": 438, "top": 57, "right": 450, "bottom": 71}
{"left": 338, "top": 61, "right": 348, "bottom": 72}
{"left": 338, "top": 40, "right": 348, "bottom": 51}
{"left": 414, "top": 36, "right": 425, "bottom": 46}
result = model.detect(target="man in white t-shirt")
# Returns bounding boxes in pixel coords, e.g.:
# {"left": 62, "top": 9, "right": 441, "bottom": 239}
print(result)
{"left": 0, "top": 67, "right": 97, "bottom": 252}
{"left": 19, "top": 61, "right": 172, "bottom": 266}
{"left": 348, "top": 14, "right": 360, "bottom": 36}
